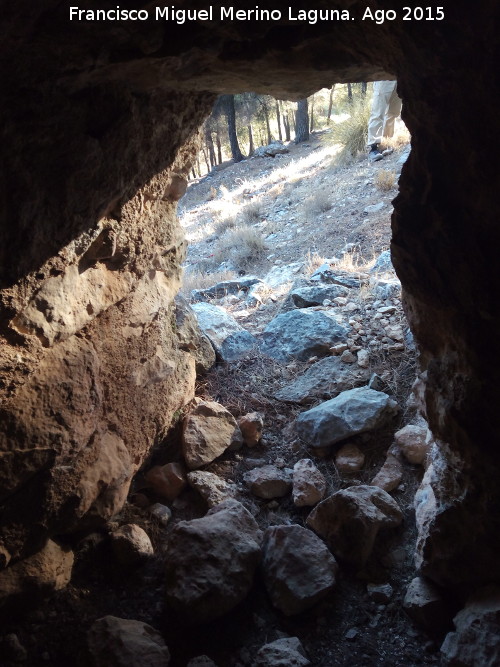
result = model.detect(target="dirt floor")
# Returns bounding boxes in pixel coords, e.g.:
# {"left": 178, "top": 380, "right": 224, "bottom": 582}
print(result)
{"left": 1, "top": 129, "right": 445, "bottom": 667}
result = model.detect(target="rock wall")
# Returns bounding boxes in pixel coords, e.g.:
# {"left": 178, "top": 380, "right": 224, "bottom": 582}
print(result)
{"left": 1, "top": 0, "right": 500, "bottom": 589}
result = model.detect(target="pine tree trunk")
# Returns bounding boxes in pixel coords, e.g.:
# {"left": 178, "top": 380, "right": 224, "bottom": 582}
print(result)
{"left": 295, "top": 98, "right": 309, "bottom": 143}
{"left": 309, "top": 94, "right": 315, "bottom": 133}
{"left": 221, "top": 94, "right": 244, "bottom": 163}
{"left": 201, "top": 147, "right": 210, "bottom": 173}
{"left": 283, "top": 112, "right": 291, "bottom": 141}
{"left": 248, "top": 125, "right": 255, "bottom": 155}
{"left": 347, "top": 83, "right": 353, "bottom": 104}
{"left": 361, "top": 82, "right": 367, "bottom": 97}
{"left": 205, "top": 128, "right": 216, "bottom": 168}
{"left": 215, "top": 131, "right": 223, "bottom": 164}
{"left": 327, "top": 84, "right": 336, "bottom": 124}
{"left": 263, "top": 103, "right": 273, "bottom": 144}
{"left": 276, "top": 101, "right": 283, "bottom": 141}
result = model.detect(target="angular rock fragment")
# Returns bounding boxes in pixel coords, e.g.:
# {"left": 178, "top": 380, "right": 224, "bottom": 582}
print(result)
{"left": 182, "top": 399, "right": 243, "bottom": 469}
{"left": 262, "top": 525, "right": 338, "bottom": 615}
{"left": 306, "top": 485, "right": 403, "bottom": 568}
{"left": 403, "top": 576, "right": 453, "bottom": 639}
{"left": 296, "top": 387, "right": 399, "bottom": 448}
{"left": 187, "top": 470, "right": 235, "bottom": 508}
{"left": 0, "top": 540, "right": 74, "bottom": 618}
{"left": 192, "top": 302, "right": 257, "bottom": 362}
{"left": 394, "top": 425, "right": 429, "bottom": 465}
{"left": 441, "top": 586, "right": 500, "bottom": 666}
{"left": 145, "top": 462, "right": 187, "bottom": 501}
{"left": 238, "top": 412, "right": 264, "bottom": 446}
{"left": 290, "top": 284, "right": 348, "bottom": 308}
{"left": 335, "top": 443, "right": 365, "bottom": 473}
{"left": 110, "top": 524, "right": 154, "bottom": 567}
{"left": 87, "top": 616, "right": 170, "bottom": 666}
{"left": 164, "top": 500, "right": 262, "bottom": 623}
{"left": 275, "top": 356, "right": 369, "bottom": 405}
{"left": 174, "top": 294, "right": 216, "bottom": 375}
{"left": 260, "top": 309, "right": 348, "bottom": 362}
{"left": 244, "top": 465, "right": 292, "bottom": 499}
{"left": 292, "top": 459, "right": 326, "bottom": 507}
{"left": 254, "top": 637, "right": 310, "bottom": 667}
{"left": 371, "top": 452, "right": 403, "bottom": 492}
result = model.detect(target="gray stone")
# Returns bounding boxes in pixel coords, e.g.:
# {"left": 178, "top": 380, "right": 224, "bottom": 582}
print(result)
{"left": 87, "top": 616, "right": 170, "bottom": 667}
{"left": 186, "top": 657, "right": 218, "bottom": 667}
{"left": 244, "top": 465, "right": 292, "bottom": 499}
{"left": 290, "top": 285, "right": 348, "bottom": 308}
{"left": 264, "top": 262, "right": 304, "bottom": 288}
{"left": 148, "top": 503, "right": 172, "bottom": 526}
{"left": 192, "top": 302, "right": 257, "bottom": 362}
{"left": 275, "top": 356, "right": 369, "bottom": 405}
{"left": 306, "top": 485, "right": 403, "bottom": 568}
{"left": 174, "top": 294, "right": 216, "bottom": 375}
{"left": 310, "top": 268, "right": 361, "bottom": 289}
{"left": 260, "top": 309, "right": 348, "bottom": 362}
{"left": 254, "top": 141, "right": 290, "bottom": 157}
{"left": 292, "top": 459, "right": 326, "bottom": 507}
{"left": 110, "top": 524, "right": 154, "bottom": 567}
{"left": 403, "top": 576, "right": 453, "bottom": 639}
{"left": 164, "top": 500, "right": 262, "bottom": 623}
{"left": 367, "top": 583, "right": 393, "bottom": 603}
{"left": 441, "top": 586, "right": 500, "bottom": 667}
{"left": 296, "top": 387, "right": 400, "bottom": 448}
{"left": 370, "top": 250, "right": 394, "bottom": 274}
{"left": 364, "top": 202, "right": 385, "bottom": 214}
{"left": 371, "top": 279, "right": 401, "bottom": 301}
{"left": 191, "top": 277, "right": 263, "bottom": 302}
{"left": 254, "top": 637, "right": 310, "bottom": 667}
{"left": 262, "top": 524, "right": 338, "bottom": 615}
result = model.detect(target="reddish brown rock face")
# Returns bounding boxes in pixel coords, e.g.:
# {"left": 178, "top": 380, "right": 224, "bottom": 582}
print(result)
{"left": 1, "top": 0, "right": 499, "bottom": 591}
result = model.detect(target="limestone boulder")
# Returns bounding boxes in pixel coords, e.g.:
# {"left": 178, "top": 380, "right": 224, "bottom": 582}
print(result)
{"left": 335, "top": 443, "right": 365, "bottom": 473}
{"left": 296, "top": 387, "right": 400, "bottom": 448}
{"left": 182, "top": 399, "right": 243, "bottom": 470}
{"left": 441, "top": 586, "right": 500, "bottom": 666}
{"left": 371, "top": 452, "right": 403, "bottom": 492}
{"left": 262, "top": 525, "right": 338, "bottom": 615}
{"left": 254, "top": 637, "right": 310, "bottom": 667}
{"left": 394, "top": 425, "right": 429, "bottom": 465}
{"left": 254, "top": 141, "right": 290, "bottom": 157}
{"left": 306, "top": 485, "right": 403, "bottom": 568}
{"left": 290, "top": 284, "right": 348, "bottom": 308}
{"left": 0, "top": 540, "right": 74, "bottom": 619}
{"left": 292, "top": 459, "right": 326, "bottom": 507}
{"left": 238, "top": 412, "right": 264, "bottom": 447}
{"left": 403, "top": 576, "right": 453, "bottom": 640}
{"left": 145, "top": 462, "right": 187, "bottom": 502}
{"left": 244, "top": 465, "right": 292, "bottom": 499}
{"left": 174, "top": 294, "right": 216, "bottom": 375}
{"left": 164, "top": 500, "right": 262, "bottom": 623}
{"left": 191, "top": 302, "right": 257, "bottom": 362}
{"left": 187, "top": 470, "right": 235, "bottom": 508}
{"left": 191, "top": 277, "right": 263, "bottom": 302}
{"left": 260, "top": 309, "right": 348, "bottom": 362}
{"left": 110, "top": 524, "right": 154, "bottom": 568}
{"left": 87, "top": 616, "right": 170, "bottom": 667}
{"left": 275, "top": 356, "right": 370, "bottom": 405}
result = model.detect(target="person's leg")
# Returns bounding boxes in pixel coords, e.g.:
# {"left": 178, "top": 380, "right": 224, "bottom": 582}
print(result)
{"left": 367, "top": 81, "right": 387, "bottom": 148}
{"left": 382, "top": 83, "right": 402, "bottom": 139}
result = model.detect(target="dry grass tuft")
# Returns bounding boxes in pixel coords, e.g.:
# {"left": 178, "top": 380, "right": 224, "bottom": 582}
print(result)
{"left": 212, "top": 225, "right": 267, "bottom": 269}
{"left": 332, "top": 98, "right": 371, "bottom": 164}
{"left": 375, "top": 169, "right": 396, "bottom": 192}
{"left": 303, "top": 189, "right": 332, "bottom": 216}
{"left": 181, "top": 268, "right": 237, "bottom": 295}
{"left": 214, "top": 214, "right": 237, "bottom": 236}
{"left": 240, "top": 199, "right": 263, "bottom": 225}
{"left": 304, "top": 250, "right": 327, "bottom": 275}
{"left": 383, "top": 124, "right": 411, "bottom": 151}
